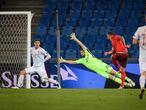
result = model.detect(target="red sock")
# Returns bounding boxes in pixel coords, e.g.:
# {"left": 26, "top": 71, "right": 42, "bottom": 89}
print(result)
{"left": 121, "top": 72, "right": 126, "bottom": 87}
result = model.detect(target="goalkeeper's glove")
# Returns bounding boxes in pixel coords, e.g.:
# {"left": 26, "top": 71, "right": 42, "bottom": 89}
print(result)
{"left": 70, "top": 33, "right": 77, "bottom": 40}
{"left": 59, "top": 57, "right": 66, "bottom": 63}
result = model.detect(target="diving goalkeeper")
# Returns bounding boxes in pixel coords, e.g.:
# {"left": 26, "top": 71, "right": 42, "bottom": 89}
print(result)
{"left": 59, "top": 33, "right": 135, "bottom": 89}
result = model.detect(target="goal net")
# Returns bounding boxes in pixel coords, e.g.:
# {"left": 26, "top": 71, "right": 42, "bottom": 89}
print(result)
{"left": 0, "top": 12, "right": 32, "bottom": 88}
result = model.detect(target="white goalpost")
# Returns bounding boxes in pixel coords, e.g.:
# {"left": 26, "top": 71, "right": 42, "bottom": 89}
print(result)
{"left": 0, "top": 11, "right": 32, "bottom": 88}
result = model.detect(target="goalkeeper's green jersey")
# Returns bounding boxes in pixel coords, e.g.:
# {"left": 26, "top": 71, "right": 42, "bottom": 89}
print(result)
{"left": 75, "top": 49, "right": 112, "bottom": 74}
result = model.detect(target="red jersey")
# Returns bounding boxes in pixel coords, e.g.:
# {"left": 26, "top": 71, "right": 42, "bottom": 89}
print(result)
{"left": 111, "top": 35, "right": 127, "bottom": 52}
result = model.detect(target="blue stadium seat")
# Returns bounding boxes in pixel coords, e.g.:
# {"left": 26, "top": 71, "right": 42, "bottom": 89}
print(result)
{"left": 103, "top": 18, "right": 115, "bottom": 27}
{"left": 52, "top": 50, "right": 64, "bottom": 58}
{"left": 65, "top": 49, "right": 77, "bottom": 59}
{"left": 75, "top": 27, "right": 86, "bottom": 38}
{"left": 46, "top": 34, "right": 56, "bottom": 44}
{"left": 116, "top": 18, "right": 128, "bottom": 27}
{"left": 70, "top": 10, "right": 80, "bottom": 19}
{"left": 119, "top": 9, "right": 130, "bottom": 19}
{"left": 81, "top": 9, "right": 93, "bottom": 18}
{"left": 65, "top": 18, "right": 77, "bottom": 27}
{"left": 105, "top": 10, "right": 117, "bottom": 19}
{"left": 79, "top": 18, "right": 90, "bottom": 27}
{"left": 72, "top": 0, "right": 82, "bottom": 10}
{"left": 93, "top": 10, "right": 105, "bottom": 19}
{"left": 84, "top": 0, "right": 95, "bottom": 10}
{"left": 49, "top": 27, "right": 56, "bottom": 36}
{"left": 36, "top": 26, "right": 47, "bottom": 36}
{"left": 61, "top": 26, "right": 73, "bottom": 36}
{"left": 113, "top": 26, "right": 124, "bottom": 35}
{"left": 45, "top": 0, "right": 56, "bottom": 11}
{"left": 87, "top": 26, "right": 98, "bottom": 36}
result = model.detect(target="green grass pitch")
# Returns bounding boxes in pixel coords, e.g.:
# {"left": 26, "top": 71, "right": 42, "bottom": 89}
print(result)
{"left": 0, "top": 89, "right": 145, "bottom": 110}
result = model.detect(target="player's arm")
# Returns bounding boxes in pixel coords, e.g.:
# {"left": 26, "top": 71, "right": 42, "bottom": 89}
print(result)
{"left": 133, "top": 37, "right": 139, "bottom": 45}
{"left": 70, "top": 33, "right": 87, "bottom": 50}
{"left": 44, "top": 54, "right": 51, "bottom": 62}
{"left": 132, "top": 28, "right": 139, "bottom": 45}
{"left": 104, "top": 47, "right": 114, "bottom": 56}
{"left": 59, "top": 57, "right": 77, "bottom": 64}
{"left": 121, "top": 36, "right": 131, "bottom": 48}
{"left": 42, "top": 49, "right": 51, "bottom": 62}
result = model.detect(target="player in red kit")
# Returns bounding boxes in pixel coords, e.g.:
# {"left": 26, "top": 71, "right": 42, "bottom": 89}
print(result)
{"left": 104, "top": 32, "right": 135, "bottom": 89}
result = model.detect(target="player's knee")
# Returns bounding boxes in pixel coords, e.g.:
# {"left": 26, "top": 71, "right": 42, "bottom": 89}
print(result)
{"left": 141, "top": 72, "right": 146, "bottom": 77}
{"left": 19, "top": 70, "right": 26, "bottom": 75}
{"left": 109, "top": 75, "right": 114, "bottom": 80}
{"left": 120, "top": 67, "right": 125, "bottom": 73}
{"left": 110, "top": 69, "right": 116, "bottom": 75}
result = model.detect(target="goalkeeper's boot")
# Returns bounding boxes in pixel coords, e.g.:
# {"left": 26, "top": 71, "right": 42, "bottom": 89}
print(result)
{"left": 128, "top": 80, "right": 135, "bottom": 87}
{"left": 139, "top": 89, "right": 145, "bottom": 99}
{"left": 125, "top": 82, "right": 133, "bottom": 87}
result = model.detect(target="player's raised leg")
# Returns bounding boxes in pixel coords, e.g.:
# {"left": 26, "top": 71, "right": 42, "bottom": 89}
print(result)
{"left": 38, "top": 67, "right": 61, "bottom": 89}
{"left": 41, "top": 77, "right": 61, "bottom": 89}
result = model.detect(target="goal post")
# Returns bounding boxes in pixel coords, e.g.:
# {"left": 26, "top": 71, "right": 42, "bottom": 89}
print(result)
{"left": 0, "top": 11, "right": 32, "bottom": 88}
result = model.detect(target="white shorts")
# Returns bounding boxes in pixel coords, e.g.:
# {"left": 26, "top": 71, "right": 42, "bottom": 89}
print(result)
{"left": 139, "top": 59, "right": 146, "bottom": 73}
{"left": 25, "top": 66, "right": 48, "bottom": 79}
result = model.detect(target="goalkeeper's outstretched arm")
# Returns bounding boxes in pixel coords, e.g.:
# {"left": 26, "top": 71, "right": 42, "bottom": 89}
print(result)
{"left": 70, "top": 33, "right": 87, "bottom": 50}
{"left": 59, "top": 57, "right": 77, "bottom": 64}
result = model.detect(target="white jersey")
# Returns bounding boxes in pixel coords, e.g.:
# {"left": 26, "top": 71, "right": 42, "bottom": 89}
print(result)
{"left": 133, "top": 25, "right": 146, "bottom": 61}
{"left": 31, "top": 47, "right": 51, "bottom": 67}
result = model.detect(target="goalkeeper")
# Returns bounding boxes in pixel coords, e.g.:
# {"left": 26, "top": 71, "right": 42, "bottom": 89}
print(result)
{"left": 59, "top": 33, "right": 135, "bottom": 89}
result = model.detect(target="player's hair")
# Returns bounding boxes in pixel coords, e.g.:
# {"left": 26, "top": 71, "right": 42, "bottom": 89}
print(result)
{"left": 107, "top": 31, "right": 115, "bottom": 35}
{"left": 34, "top": 39, "right": 40, "bottom": 42}
{"left": 79, "top": 46, "right": 83, "bottom": 51}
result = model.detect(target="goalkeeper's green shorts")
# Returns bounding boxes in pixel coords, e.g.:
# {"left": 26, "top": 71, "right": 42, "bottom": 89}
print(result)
{"left": 94, "top": 61, "right": 113, "bottom": 79}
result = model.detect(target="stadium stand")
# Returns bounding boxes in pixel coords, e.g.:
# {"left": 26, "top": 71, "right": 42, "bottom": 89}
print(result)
{"left": 1, "top": 0, "right": 145, "bottom": 59}
{"left": 36, "top": 0, "right": 145, "bottom": 59}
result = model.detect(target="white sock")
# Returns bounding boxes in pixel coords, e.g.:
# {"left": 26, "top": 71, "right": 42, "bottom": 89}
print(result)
{"left": 48, "top": 78, "right": 58, "bottom": 85}
{"left": 140, "top": 75, "right": 145, "bottom": 89}
{"left": 17, "top": 75, "right": 24, "bottom": 87}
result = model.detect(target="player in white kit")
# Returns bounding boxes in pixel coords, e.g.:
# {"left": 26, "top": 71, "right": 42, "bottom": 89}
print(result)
{"left": 133, "top": 25, "right": 146, "bottom": 99}
{"left": 16, "top": 39, "right": 61, "bottom": 88}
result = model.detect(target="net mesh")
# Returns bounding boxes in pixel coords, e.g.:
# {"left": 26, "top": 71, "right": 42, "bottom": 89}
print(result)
{"left": 0, "top": 13, "right": 29, "bottom": 87}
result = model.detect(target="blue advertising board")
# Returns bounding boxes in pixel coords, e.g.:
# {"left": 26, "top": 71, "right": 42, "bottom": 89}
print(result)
{"left": 39, "top": 63, "right": 140, "bottom": 88}
{"left": 0, "top": 63, "right": 140, "bottom": 88}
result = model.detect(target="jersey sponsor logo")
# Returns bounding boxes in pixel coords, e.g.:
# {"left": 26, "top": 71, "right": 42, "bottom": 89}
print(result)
{"left": 55, "top": 64, "right": 78, "bottom": 81}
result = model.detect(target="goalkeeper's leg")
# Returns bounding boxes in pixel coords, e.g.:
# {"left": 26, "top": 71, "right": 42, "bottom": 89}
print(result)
{"left": 110, "top": 69, "right": 135, "bottom": 87}
{"left": 94, "top": 62, "right": 132, "bottom": 88}
{"left": 98, "top": 71, "right": 131, "bottom": 87}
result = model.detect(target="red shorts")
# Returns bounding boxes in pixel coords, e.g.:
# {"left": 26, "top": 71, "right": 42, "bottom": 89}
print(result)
{"left": 112, "top": 53, "right": 128, "bottom": 68}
